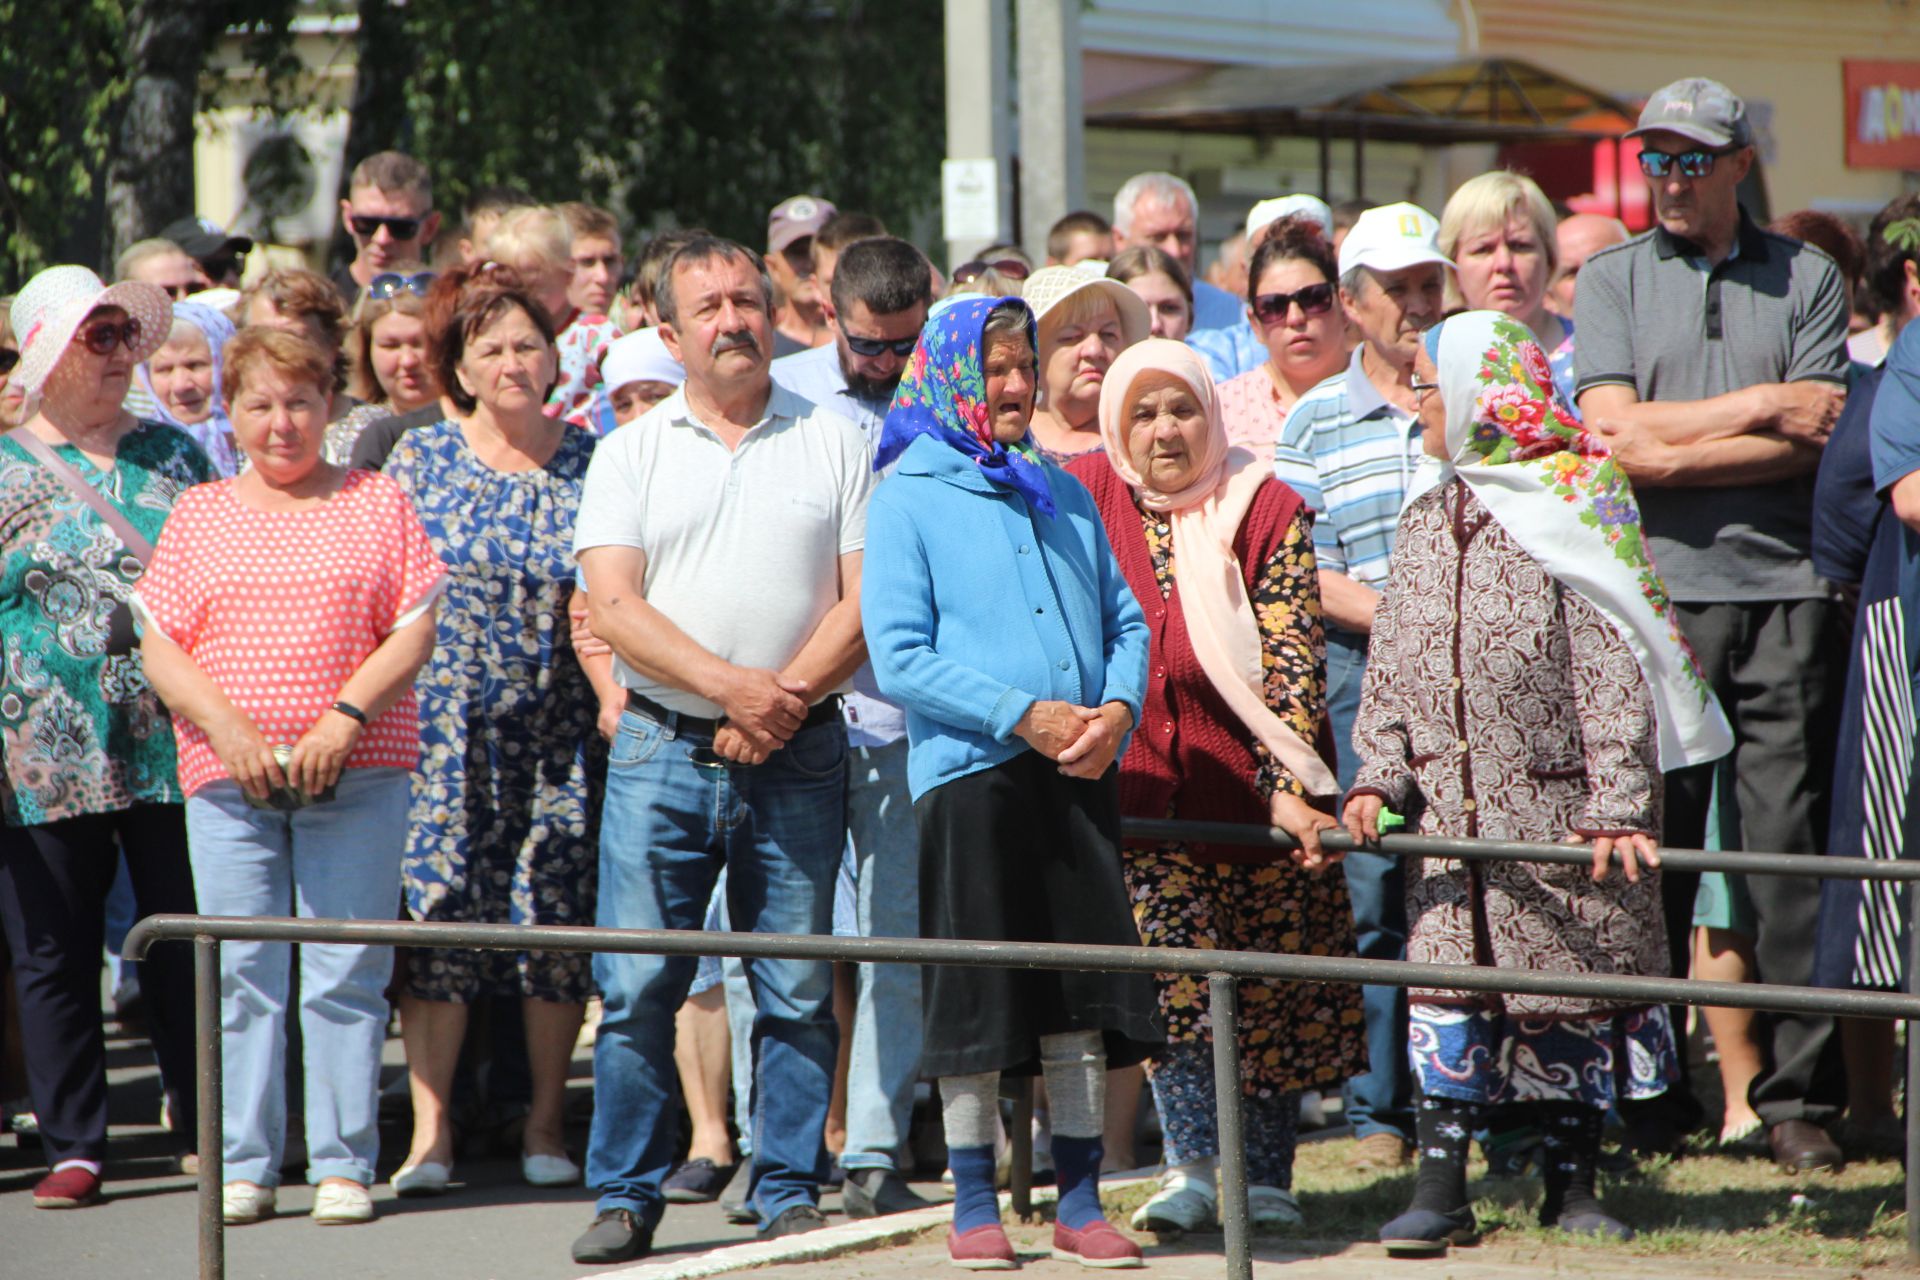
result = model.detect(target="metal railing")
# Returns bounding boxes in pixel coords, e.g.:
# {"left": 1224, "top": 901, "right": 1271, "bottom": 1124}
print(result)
{"left": 124, "top": 820, "right": 1920, "bottom": 1280}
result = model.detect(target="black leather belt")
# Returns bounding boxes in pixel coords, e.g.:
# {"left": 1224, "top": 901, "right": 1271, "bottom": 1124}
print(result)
{"left": 625, "top": 689, "right": 842, "bottom": 739}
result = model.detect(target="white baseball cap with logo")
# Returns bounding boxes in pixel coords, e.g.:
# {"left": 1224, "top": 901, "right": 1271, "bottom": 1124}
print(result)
{"left": 1337, "top": 202, "right": 1454, "bottom": 278}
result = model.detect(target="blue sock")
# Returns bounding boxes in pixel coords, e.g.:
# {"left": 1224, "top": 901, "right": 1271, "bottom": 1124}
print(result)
{"left": 1052, "top": 1134, "right": 1104, "bottom": 1229}
{"left": 948, "top": 1145, "right": 1000, "bottom": 1233}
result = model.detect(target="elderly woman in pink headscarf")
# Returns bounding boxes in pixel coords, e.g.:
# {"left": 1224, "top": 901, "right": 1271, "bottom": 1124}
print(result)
{"left": 1066, "top": 339, "right": 1366, "bottom": 1236}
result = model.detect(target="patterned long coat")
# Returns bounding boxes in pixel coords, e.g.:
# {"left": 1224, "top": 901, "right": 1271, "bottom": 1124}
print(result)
{"left": 1350, "top": 479, "right": 1668, "bottom": 1017}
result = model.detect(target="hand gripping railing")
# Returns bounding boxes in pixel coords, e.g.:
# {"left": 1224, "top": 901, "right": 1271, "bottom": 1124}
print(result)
{"left": 125, "top": 820, "right": 1920, "bottom": 1280}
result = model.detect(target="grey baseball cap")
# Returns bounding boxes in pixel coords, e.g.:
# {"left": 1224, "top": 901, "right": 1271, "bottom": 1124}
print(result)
{"left": 1626, "top": 77, "right": 1751, "bottom": 149}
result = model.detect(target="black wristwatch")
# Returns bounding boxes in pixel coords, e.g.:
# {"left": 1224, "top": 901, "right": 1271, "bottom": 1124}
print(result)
{"left": 330, "top": 700, "right": 369, "bottom": 726}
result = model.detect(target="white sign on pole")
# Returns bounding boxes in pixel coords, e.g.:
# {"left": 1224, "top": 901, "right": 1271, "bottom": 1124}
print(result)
{"left": 942, "top": 159, "right": 1001, "bottom": 243}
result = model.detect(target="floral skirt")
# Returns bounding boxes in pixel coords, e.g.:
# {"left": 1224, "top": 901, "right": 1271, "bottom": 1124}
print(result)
{"left": 1407, "top": 1001, "right": 1680, "bottom": 1110}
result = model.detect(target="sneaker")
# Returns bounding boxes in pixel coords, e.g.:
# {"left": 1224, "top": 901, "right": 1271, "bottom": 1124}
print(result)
{"left": 844, "top": 1166, "right": 937, "bottom": 1218}
{"left": 663, "top": 1157, "right": 736, "bottom": 1204}
{"left": 222, "top": 1182, "right": 276, "bottom": 1225}
{"left": 758, "top": 1203, "right": 830, "bottom": 1240}
{"left": 1299, "top": 1091, "right": 1329, "bottom": 1130}
{"left": 1130, "top": 1167, "right": 1216, "bottom": 1234}
{"left": 311, "top": 1180, "right": 375, "bottom": 1225}
{"left": 1247, "top": 1184, "right": 1302, "bottom": 1230}
{"left": 949, "top": 1222, "right": 1020, "bottom": 1270}
{"left": 572, "top": 1208, "right": 651, "bottom": 1265}
{"left": 719, "top": 1159, "right": 759, "bottom": 1224}
{"left": 1052, "top": 1218, "right": 1145, "bottom": 1268}
{"left": 1350, "top": 1131, "right": 1414, "bottom": 1172}
{"left": 33, "top": 1166, "right": 103, "bottom": 1209}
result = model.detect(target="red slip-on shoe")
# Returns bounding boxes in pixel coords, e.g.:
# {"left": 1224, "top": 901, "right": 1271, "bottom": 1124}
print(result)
{"left": 1052, "top": 1218, "right": 1145, "bottom": 1269}
{"left": 33, "top": 1166, "right": 103, "bottom": 1209}
{"left": 949, "top": 1223, "right": 1020, "bottom": 1270}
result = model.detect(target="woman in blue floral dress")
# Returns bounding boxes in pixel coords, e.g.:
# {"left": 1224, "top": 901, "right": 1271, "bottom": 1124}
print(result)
{"left": 380, "top": 266, "right": 603, "bottom": 1194}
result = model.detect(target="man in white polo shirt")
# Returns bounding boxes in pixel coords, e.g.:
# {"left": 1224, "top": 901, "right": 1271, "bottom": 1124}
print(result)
{"left": 572, "top": 236, "right": 874, "bottom": 1264}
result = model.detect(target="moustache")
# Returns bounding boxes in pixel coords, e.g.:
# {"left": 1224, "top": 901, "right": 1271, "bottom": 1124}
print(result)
{"left": 711, "top": 331, "right": 760, "bottom": 358}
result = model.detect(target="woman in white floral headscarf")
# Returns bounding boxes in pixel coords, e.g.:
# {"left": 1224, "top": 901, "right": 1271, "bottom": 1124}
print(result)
{"left": 1344, "top": 311, "right": 1732, "bottom": 1257}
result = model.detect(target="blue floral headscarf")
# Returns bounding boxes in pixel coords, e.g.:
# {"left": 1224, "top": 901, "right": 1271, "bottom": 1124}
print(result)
{"left": 875, "top": 296, "right": 1056, "bottom": 516}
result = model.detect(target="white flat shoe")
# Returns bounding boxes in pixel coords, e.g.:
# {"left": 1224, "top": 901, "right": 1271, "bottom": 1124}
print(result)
{"left": 1247, "top": 1184, "right": 1303, "bottom": 1230}
{"left": 312, "top": 1180, "right": 375, "bottom": 1224}
{"left": 222, "top": 1182, "right": 277, "bottom": 1225}
{"left": 523, "top": 1151, "right": 582, "bottom": 1187}
{"left": 390, "top": 1160, "right": 452, "bottom": 1196}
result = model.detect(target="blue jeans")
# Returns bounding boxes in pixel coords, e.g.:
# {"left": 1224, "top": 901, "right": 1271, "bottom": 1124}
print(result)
{"left": 588, "top": 710, "right": 846, "bottom": 1224}
{"left": 840, "top": 740, "right": 922, "bottom": 1174}
{"left": 184, "top": 769, "right": 409, "bottom": 1187}
{"left": 1327, "top": 629, "right": 1413, "bottom": 1142}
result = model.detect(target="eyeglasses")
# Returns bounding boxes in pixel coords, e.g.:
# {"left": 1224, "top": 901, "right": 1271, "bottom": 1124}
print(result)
{"left": 74, "top": 318, "right": 143, "bottom": 356}
{"left": 840, "top": 325, "right": 920, "bottom": 359}
{"left": 368, "top": 271, "right": 437, "bottom": 300}
{"left": 349, "top": 214, "right": 424, "bottom": 240}
{"left": 952, "top": 258, "right": 1032, "bottom": 286}
{"left": 1250, "top": 283, "right": 1336, "bottom": 325}
{"left": 1409, "top": 376, "right": 1438, "bottom": 398}
{"left": 1636, "top": 148, "right": 1738, "bottom": 180}
{"left": 0, "top": 349, "right": 18, "bottom": 375}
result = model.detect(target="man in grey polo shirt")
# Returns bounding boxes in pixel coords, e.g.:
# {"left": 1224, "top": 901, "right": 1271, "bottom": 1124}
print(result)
{"left": 572, "top": 236, "right": 875, "bottom": 1262}
{"left": 1575, "top": 77, "right": 1850, "bottom": 1173}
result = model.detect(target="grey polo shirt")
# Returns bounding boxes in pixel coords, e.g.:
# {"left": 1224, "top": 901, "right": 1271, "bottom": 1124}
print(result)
{"left": 1574, "top": 214, "right": 1850, "bottom": 602}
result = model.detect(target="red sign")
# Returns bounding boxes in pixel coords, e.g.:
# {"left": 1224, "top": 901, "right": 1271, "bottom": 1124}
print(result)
{"left": 1845, "top": 61, "right": 1920, "bottom": 170}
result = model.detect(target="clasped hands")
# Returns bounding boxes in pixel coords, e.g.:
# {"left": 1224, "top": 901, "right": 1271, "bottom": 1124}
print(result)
{"left": 1014, "top": 699, "right": 1133, "bottom": 780}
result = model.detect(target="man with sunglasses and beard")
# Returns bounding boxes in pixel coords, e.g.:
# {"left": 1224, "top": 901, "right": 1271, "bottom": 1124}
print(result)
{"left": 332, "top": 151, "right": 442, "bottom": 306}
{"left": 1575, "top": 78, "right": 1853, "bottom": 1173}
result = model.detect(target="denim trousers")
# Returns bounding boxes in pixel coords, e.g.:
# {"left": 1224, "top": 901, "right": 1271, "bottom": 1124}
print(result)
{"left": 184, "top": 769, "right": 410, "bottom": 1187}
{"left": 1326, "top": 629, "right": 1413, "bottom": 1142}
{"left": 839, "top": 740, "right": 923, "bottom": 1173}
{"left": 588, "top": 710, "right": 845, "bottom": 1224}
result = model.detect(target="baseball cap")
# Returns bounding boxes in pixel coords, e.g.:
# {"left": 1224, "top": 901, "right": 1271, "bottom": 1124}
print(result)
{"left": 1626, "top": 77, "right": 1751, "bottom": 149}
{"left": 1246, "top": 195, "right": 1333, "bottom": 241}
{"left": 767, "top": 196, "right": 837, "bottom": 254}
{"left": 1337, "top": 203, "right": 1453, "bottom": 278}
{"left": 160, "top": 216, "right": 253, "bottom": 262}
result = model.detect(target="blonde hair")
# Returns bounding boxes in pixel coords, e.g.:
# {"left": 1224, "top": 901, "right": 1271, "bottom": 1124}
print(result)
{"left": 485, "top": 205, "right": 573, "bottom": 274}
{"left": 1439, "top": 171, "right": 1560, "bottom": 275}
{"left": 1036, "top": 286, "right": 1118, "bottom": 352}
{"left": 115, "top": 238, "right": 188, "bottom": 283}
{"left": 945, "top": 266, "right": 1021, "bottom": 300}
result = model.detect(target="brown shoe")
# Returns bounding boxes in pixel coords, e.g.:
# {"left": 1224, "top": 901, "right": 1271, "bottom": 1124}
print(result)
{"left": 1768, "top": 1119, "right": 1845, "bottom": 1174}
{"left": 1351, "top": 1131, "right": 1414, "bottom": 1171}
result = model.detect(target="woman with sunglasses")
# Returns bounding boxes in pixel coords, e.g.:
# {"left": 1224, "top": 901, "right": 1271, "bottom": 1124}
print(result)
{"left": 0, "top": 266, "right": 216, "bottom": 1210}
{"left": 1216, "top": 218, "right": 1350, "bottom": 452}
{"left": 326, "top": 265, "right": 445, "bottom": 464}
{"left": 1438, "top": 172, "right": 1574, "bottom": 406}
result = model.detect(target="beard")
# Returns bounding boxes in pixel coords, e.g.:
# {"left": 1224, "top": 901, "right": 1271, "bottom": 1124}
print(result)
{"left": 840, "top": 350, "right": 904, "bottom": 406}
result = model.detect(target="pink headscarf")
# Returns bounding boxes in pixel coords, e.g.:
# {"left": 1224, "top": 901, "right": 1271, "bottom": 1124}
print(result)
{"left": 1096, "top": 339, "right": 1338, "bottom": 796}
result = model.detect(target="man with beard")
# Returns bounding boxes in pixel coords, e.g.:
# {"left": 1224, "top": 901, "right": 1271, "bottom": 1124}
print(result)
{"left": 770, "top": 236, "right": 936, "bottom": 1217}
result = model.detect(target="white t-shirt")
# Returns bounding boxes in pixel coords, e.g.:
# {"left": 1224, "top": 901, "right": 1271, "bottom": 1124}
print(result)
{"left": 573, "top": 381, "right": 873, "bottom": 717}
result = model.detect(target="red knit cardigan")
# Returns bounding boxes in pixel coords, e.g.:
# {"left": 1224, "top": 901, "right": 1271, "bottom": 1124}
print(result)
{"left": 1067, "top": 454, "right": 1322, "bottom": 863}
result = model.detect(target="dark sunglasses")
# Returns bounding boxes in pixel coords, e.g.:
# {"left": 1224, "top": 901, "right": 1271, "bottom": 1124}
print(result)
{"left": 1636, "top": 147, "right": 1737, "bottom": 180}
{"left": 75, "top": 318, "right": 143, "bottom": 356}
{"left": 1251, "top": 282, "right": 1336, "bottom": 325}
{"left": 161, "top": 283, "right": 194, "bottom": 301}
{"left": 0, "top": 349, "right": 18, "bottom": 375}
{"left": 349, "top": 214, "right": 424, "bottom": 240}
{"left": 368, "top": 271, "right": 437, "bottom": 300}
{"left": 841, "top": 326, "right": 920, "bottom": 359}
{"left": 952, "top": 258, "right": 1032, "bottom": 285}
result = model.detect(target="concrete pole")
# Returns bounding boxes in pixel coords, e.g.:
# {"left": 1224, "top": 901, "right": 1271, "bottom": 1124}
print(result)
{"left": 944, "top": 0, "right": 1014, "bottom": 266}
{"left": 1016, "top": 0, "right": 1084, "bottom": 259}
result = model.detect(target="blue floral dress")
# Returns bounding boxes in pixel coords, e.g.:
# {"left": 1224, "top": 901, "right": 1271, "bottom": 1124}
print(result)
{"left": 382, "top": 419, "right": 604, "bottom": 1002}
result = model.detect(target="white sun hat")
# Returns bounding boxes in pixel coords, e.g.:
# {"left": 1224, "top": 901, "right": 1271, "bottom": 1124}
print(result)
{"left": 12, "top": 265, "right": 171, "bottom": 395}
{"left": 1245, "top": 194, "right": 1333, "bottom": 241}
{"left": 1023, "top": 264, "right": 1151, "bottom": 347}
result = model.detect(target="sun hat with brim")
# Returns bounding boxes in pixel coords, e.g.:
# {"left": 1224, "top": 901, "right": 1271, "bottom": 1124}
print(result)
{"left": 12, "top": 265, "right": 171, "bottom": 395}
{"left": 1023, "top": 265, "right": 1151, "bottom": 347}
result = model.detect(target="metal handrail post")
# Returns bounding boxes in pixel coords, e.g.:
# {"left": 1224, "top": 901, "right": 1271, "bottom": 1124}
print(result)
{"left": 1209, "top": 974, "right": 1251, "bottom": 1280}
{"left": 195, "top": 935, "right": 223, "bottom": 1280}
{"left": 1010, "top": 1084, "right": 1034, "bottom": 1220}
{"left": 1907, "top": 880, "right": 1919, "bottom": 1265}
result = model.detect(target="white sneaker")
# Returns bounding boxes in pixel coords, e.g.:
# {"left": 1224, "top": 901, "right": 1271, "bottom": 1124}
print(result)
{"left": 1130, "top": 1166, "right": 1217, "bottom": 1234}
{"left": 222, "top": 1182, "right": 276, "bottom": 1225}
{"left": 1247, "top": 1184, "right": 1303, "bottom": 1230}
{"left": 311, "top": 1180, "right": 375, "bottom": 1224}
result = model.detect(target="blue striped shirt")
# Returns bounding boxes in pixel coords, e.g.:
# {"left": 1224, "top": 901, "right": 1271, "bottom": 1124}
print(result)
{"left": 1272, "top": 346, "right": 1424, "bottom": 597}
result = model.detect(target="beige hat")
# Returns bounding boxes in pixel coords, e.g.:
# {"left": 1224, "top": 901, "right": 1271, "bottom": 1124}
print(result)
{"left": 1246, "top": 194, "right": 1333, "bottom": 240}
{"left": 12, "top": 265, "right": 170, "bottom": 394}
{"left": 1023, "top": 265, "right": 1150, "bottom": 347}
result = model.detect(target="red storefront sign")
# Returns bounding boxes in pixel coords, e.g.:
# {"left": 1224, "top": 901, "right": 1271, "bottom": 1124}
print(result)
{"left": 1845, "top": 61, "right": 1920, "bottom": 170}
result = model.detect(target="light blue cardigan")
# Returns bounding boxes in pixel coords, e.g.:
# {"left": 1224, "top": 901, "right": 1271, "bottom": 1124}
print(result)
{"left": 861, "top": 433, "right": 1150, "bottom": 801}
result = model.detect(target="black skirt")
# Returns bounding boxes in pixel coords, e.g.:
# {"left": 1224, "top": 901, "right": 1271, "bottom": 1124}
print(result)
{"left": 916, "top": 749, "right": 1162, "bottom": 1079}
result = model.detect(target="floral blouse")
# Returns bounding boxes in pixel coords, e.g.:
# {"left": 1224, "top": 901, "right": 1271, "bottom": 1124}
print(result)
{"left": 0, "top": 423, "right": 214, "bottom": 825}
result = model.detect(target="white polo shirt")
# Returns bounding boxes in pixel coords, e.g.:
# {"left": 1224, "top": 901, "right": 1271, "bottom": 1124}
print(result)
{"left": 573, "top": 380, "right": 873, "bottom": 717}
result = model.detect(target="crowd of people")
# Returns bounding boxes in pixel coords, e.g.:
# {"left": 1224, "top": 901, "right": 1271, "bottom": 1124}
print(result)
{"left": 2, "top": 71, "right": 1917, "bottom": 1270}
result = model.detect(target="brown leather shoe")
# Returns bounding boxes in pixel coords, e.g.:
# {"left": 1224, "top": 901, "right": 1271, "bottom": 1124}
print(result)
{"left": 1351, "top": 1131, "right": 1414, "bottom": 1172}
{"left": 1768, "top": 1119, "right": 1845, "bottom": 1174}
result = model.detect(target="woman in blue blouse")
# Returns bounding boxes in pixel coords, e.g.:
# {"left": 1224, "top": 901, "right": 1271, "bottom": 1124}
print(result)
{"left": 861, "top": 297, "right": 1157, "bottom": 1271}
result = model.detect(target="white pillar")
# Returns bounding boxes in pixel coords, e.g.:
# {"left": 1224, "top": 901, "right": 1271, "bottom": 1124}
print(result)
{"left": 944, "top": 0, "right": 1015, "bottom": 265}
{"left": 1015, "top": 0, "right": 1084, "bottom": 259}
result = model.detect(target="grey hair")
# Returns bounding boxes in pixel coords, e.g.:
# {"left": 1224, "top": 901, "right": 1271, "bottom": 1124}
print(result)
{"left": 1338, "top": 265, "right": 1371, "bottom": 298}
{"left": 981, "top": 299, "right": 1034, "bottom": 348}
{"left": 1113, "top": 172, "right": 1198, "bottom": 235}
{"left": 656, "top": 236, "right": 776, "bottom": 331}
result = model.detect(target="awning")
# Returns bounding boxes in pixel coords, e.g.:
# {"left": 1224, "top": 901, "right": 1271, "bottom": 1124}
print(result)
{"left": 1086, "top": 57, "right": 1637, "bottom": 144}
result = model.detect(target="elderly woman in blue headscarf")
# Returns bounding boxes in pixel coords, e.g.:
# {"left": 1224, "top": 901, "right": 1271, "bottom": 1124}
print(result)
{"left": 1345, "top": 312, "right": 1732, "bottom": 1256}
{"left": 862, "top": 296, "right": 1158, "bottom": 1271}
{"left": 136, "top": 301, "right": 239, "bottom": 476}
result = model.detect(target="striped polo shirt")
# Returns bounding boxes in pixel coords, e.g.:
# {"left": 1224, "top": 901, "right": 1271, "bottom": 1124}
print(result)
{"left": 1273, "top": 345, "right": 1424, "bottom": 606}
